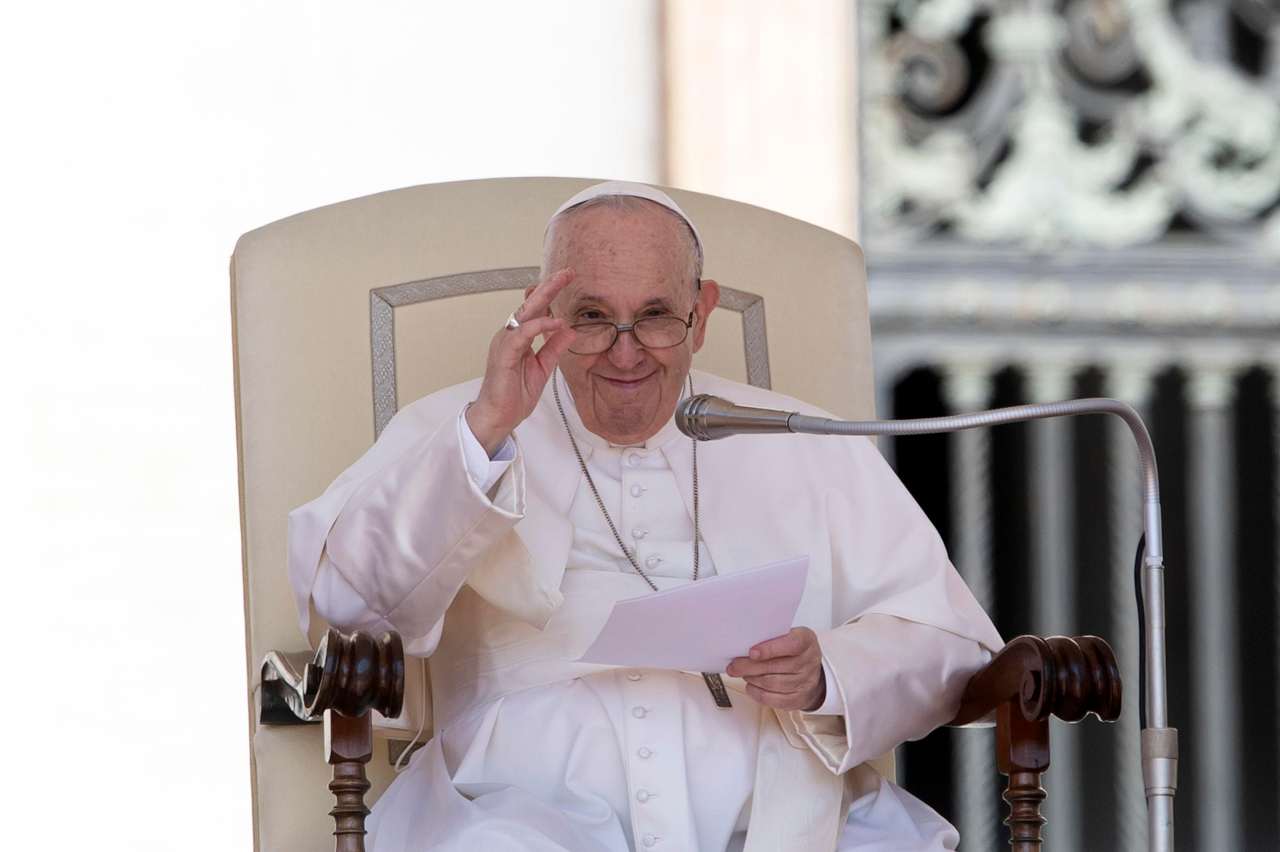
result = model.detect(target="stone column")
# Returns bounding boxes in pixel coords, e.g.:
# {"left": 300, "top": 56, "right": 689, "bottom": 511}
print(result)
{"left": 661, "top": 0, "right": 860, "bottom": 238}
{"left": 1105, "top": 361, "right": 1156, "bottom": 852}
{"left": 942, "top": 361, "right": 998, "bottom": 850}
{"left": 1273, "top": 357, "right": 1280, "bottom": 818}
{"left": 872, "top": 354, "right": 906, "bottom": 467}
{"left": 1027, "top": 361, "right": 1080, "bottom": 851}
{"left": 1187, "top": 362, "right": 1244, "bottom": 852}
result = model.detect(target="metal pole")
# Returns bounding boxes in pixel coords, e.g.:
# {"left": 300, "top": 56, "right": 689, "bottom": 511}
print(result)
{"left": 1106, "top": 364, "right": 1156, "bottom": 852}
{"left": 680, "top": 394, "right": 1178, "bottom": 852}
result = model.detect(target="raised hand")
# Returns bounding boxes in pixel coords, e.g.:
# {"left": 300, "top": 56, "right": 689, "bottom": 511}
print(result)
{"left": 726, "top": 626, "right": 828, "bottom": 712}
{"left": 466, "top": 268, "right": 578, "bottom": 455}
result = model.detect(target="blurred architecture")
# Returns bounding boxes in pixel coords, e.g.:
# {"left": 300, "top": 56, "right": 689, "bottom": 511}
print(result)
{"left": 661, "top": 1, "right": 1277, "bottom": 848}
{"left": 858, "top": 2, "right": 1279, "bottom": 850}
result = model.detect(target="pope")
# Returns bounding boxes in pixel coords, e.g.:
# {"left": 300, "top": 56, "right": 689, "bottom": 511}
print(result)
{"left": 288, "top": 181, "right": 1004, "bottom": 851}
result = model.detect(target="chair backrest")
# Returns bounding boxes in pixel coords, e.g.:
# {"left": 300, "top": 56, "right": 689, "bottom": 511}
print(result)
{"left": 232, "top": 177, "right": 877, "bottom": 852}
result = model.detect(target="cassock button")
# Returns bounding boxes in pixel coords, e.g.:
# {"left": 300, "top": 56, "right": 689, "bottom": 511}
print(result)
{"left": 636, "top": 789, "right": 654, "bottom": 803}
{"left": 627, "top": 453, "right": 643, "bottom": 467}
{"left": 642, "top": 834, "right": 659, "bottom": 847}
{"left": 632, "top": 527, "right": 648, "bottom": 539}
{"left": 632, "top": 706, "right": 647, "bottom": 719}
{"left": 630, "top": 484, "right": 645, "bottom": 497}
{"left": 637, "top": 747, "right": 653, "bottom": 759}
{"left": 645, "top": 554, "right": 663, "bottom": 569}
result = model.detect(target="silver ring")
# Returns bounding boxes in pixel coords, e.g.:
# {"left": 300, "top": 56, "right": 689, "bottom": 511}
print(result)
{"left": 504, "top": 312, "right": 521, "bottom": 330}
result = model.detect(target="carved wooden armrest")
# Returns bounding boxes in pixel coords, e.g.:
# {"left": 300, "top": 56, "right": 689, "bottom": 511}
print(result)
{"left": 259, "top": 628, "right": 405, "bottom": 852}
{"left": 948, "top": 635, "right": 1122, "bottom": 851}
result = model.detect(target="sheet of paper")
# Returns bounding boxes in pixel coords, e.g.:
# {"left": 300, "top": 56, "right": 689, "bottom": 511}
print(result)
{"left": 577, "top": 556, "right": 809, "bottom": 673}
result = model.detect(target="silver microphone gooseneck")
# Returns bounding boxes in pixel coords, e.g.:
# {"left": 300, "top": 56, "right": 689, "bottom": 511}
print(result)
{"left": 676, "top": 393, "right": 1177, "bottom": 852}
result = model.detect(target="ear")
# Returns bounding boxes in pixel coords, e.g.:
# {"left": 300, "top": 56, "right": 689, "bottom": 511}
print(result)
{"left": 690, "top": 279, "right": 720, "bottom": 353}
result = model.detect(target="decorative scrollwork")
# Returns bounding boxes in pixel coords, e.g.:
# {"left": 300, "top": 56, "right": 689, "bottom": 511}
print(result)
{"left": 259, "top": 628, "right": 405, "bottom": 724}
{"left": 1063, "top": 0, "right": 1142, "bottom": 87}
{"left": 887, "top": 32, "right": 973, "bottom": 116}
{"left": 863, "top": 0, "right": 1280, "bottom": 251}
{"left": 951, "top": 634, "right": 1122, "bottom": 726}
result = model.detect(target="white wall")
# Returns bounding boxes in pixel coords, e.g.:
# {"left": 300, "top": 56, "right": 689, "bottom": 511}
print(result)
{"left": 0, "top": 3, "right": 660, "bottom": 848}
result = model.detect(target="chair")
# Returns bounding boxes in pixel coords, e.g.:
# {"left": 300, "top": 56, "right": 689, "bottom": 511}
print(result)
{"left": 232, "top": 177, "right": 1119, "bottom": 852}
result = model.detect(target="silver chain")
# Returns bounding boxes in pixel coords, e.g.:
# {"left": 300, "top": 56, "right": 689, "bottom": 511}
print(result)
{"left": 552, "top": 372, "right": 700, "bottom": 591}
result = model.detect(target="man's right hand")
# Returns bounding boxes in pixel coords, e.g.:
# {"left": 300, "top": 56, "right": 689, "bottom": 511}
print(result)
{"left": 466, "top": 268, "right": 578, "bottom": 456}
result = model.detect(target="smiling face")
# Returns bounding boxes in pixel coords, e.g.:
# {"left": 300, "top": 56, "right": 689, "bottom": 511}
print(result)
{"left": 540, "top": 199, "right": 719, "bottom": 445}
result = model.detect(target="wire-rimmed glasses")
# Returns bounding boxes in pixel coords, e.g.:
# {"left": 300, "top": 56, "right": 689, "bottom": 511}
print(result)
{"left": 567, "top": 311, "right": 695, "bottom": 355}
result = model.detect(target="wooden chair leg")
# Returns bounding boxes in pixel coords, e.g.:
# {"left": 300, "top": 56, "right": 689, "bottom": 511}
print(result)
{"left": 997, "top": 702, "right": 1050, "bottom": 851}
{"left": 260, "top": 630, "right": 406, "bottom": 851}
{"left": 326, "top": 709, "right": 373, "bottom": 852}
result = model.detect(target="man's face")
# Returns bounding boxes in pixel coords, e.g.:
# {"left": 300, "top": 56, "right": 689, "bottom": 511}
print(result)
{"left": 542, "top": 203, "right": 719, "bottom": 445}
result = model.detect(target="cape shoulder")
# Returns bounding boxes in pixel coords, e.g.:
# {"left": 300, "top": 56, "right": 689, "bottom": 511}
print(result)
{"left": 689, "top": 370, "right": 838, "bottom": 419}
{"left": 380, "top": 377, "right": 486, "bottom": 440}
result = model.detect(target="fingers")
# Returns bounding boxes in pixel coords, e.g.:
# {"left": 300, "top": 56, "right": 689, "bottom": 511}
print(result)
{"left": 741, "top": 672, "right": 811, "bottom": 693}
{"left": 745, "top": 683, "right": 814, "bottom": 712}
{"left": 495, "top": 316, "right": 567, "bottom": 364}
{"left": 743, "top": 663, "right": 827, "bottom": 712}
{"left": 749, "top": 627, "right": 816, "bottom": 661}
{"left": 725, "top": 655, "right": 803, "bottom": 678}
{"left": 534, "top": 325, "right": 578, "bottom": 373}
{"left": 520, "top": 268, "right": 575, "bottom": 319}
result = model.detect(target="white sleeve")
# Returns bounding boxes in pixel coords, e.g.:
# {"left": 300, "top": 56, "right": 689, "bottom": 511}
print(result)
{"left": 806, "top": 657, "right": 844, "bottom": 715}
{"left": 780, "top": 614, "right": 991, "bottom": 774}
{"left": 458, "top": 406, "right": 516, "bottom": 493}
{"left": 293, "top": 403, "right": 525, "bottom": 653}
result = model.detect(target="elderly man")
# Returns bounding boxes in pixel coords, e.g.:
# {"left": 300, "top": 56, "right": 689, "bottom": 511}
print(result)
{"left": 288, "top": 181, "right": 1003, "bottom": 851}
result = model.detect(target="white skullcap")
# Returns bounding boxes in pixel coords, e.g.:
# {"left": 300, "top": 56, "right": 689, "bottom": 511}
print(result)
{"left": 549, "top": 180, "right": 703, "bottom": 261}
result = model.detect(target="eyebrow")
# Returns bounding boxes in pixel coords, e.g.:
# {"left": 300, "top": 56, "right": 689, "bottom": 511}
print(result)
{"left": 567, "top": 294, "right": 678, "bottom": 313}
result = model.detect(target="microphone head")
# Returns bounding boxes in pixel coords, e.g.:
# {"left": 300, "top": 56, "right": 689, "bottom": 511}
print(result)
{"left": 675, "top": 394, "right": 721, "bottom": 441}
{"left": 676, "top": 394, "right": 796, "bottom": 440}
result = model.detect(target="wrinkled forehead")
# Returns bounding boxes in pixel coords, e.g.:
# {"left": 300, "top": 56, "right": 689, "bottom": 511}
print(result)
{"left": 548, "top": 201, "right": 688, "bottom": 262}
{"left": 550, "top": 210, "right": 694, "bottom": 311}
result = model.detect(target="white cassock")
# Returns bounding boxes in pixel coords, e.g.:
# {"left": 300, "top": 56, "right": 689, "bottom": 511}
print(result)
{"left": 289, "top": 369, "right": 1004, "bottom": 852}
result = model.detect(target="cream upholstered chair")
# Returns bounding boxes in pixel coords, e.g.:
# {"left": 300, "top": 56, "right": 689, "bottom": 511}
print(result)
{"left": 232, "top": 177, "right": 881, "bottom": 851}
{"left": 232, "top": 177, "right": 1118, "bottom": 851}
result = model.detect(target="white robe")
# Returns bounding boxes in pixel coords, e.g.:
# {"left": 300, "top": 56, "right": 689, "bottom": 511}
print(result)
{"left": 289, "top": 370, "right": 1004, "bottom": 851}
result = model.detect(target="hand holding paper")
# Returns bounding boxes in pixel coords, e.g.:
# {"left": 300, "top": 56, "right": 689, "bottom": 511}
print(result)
{"left": 726, "top": 625, "right": 828, "bottom": 712}
{"left": 577, "top": 556, "right": 809, "bottom": 673}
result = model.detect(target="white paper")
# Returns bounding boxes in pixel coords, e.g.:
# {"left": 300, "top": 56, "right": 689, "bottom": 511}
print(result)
{"left": 577, "top": 556, "right": 809, "bottom": 673}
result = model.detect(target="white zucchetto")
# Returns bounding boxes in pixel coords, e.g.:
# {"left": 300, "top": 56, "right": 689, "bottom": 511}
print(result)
{"left": 549, "top": 180, "right": 703, "bottom": 260}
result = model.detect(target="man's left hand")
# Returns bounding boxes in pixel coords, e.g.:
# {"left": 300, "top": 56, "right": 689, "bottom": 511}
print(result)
{"left": 726, "top": 627, "right": 827, "bottom": 712}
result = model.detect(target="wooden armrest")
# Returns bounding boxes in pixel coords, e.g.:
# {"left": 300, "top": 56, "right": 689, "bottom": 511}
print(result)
{"left": 946, "top": 635, "right": 1121, "bottom": 851}
{"left": 259, "top": 627, "right": 405, "bottom": 724}
{"left": 950, "top": 634, "right": 1121, "bottom": 727}
{"left": 259, "top": 629, "right": 406, "bottom": 852}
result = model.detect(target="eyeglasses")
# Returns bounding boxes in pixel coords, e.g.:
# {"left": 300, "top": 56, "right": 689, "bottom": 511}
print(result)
{"left": 567, "top": 311, "right": 695, "bottom": 355}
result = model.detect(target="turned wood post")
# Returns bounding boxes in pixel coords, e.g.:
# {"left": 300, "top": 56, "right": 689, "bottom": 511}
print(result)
{"left": 259, "top": 628, "right": 405, "bottom": 852}
{"left": 997, "top": 702, "right": 1050, "bottom": 851}
{"left": 327, "top": 710, "right": 374, "bottom": 852}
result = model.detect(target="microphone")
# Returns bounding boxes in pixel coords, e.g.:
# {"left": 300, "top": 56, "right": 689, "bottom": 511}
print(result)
{"left": 676, "top": 391, "right": 1177, "bottom": 850}
{"left": 676, "top": 394, "right": 924, "bottom": 439}
{"left": 675, "top": 394, "right": 799, "bottom": 439}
